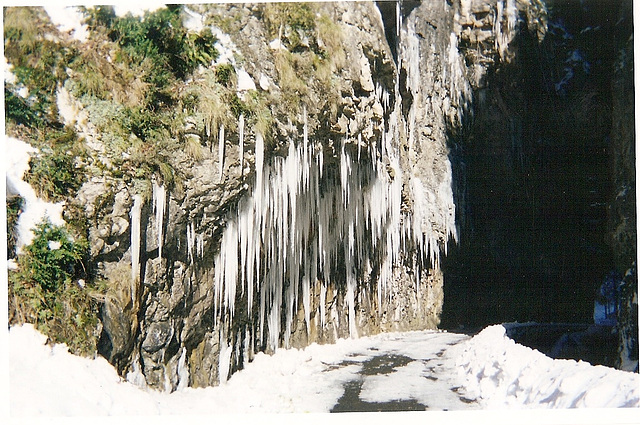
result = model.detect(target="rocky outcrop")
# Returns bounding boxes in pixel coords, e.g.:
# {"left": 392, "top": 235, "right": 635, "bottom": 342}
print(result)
{"left": 34, "top": 0, "right": 634, "bottom": 390}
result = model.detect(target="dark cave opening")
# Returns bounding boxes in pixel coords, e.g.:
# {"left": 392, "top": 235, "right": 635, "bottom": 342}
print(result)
{"left": 441, "top": 0, "right": 631, "bottom": 331}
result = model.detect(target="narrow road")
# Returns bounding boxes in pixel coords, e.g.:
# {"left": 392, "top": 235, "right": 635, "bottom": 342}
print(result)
{"left": 322, "top": 331, "right": 479, "bottom": 412}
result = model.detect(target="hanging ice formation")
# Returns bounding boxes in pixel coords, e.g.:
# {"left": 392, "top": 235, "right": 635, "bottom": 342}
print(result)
{"left": 206, "top": 84, "right": 457, "bottom": 351}
{"left": 130, "top": 194, "right": 143, "bottom": 295}
{"left": 218, "top": 124, "right": 226, "bottom": 182}
{"left": 152, "top": 181, "right": 166, "bottom": 258}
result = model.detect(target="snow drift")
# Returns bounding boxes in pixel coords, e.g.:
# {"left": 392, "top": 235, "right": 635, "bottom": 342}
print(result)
{"left": 454, "top": 325, "right": 640, "bottom": 409}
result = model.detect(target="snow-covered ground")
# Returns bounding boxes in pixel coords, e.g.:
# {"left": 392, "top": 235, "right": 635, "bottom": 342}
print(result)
{"left": 6, "top": 323, "right": 639, "bottom": 424}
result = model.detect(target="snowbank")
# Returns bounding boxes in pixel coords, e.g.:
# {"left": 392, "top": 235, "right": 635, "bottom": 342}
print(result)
{"left": 9, "top": 323, "right": 639, "bottom": 420}
{"left": 9, "top": 325, "right": 162, "bottom": 416}
{"left": 7, "top": 324, "right": 391, "bottom": 415}
{"left": 454, "top": 325, "right": 640, "bottom": 409}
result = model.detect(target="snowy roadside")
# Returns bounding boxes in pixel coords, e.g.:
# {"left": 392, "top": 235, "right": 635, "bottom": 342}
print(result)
{"left": 7, "top": 323, "right": 639, "bottom": 420}
{"left": 453, "top": 325, "right": 640, "bottom": 409}
{"left": 8, "top": 324, "right": 469, "bottom": 415}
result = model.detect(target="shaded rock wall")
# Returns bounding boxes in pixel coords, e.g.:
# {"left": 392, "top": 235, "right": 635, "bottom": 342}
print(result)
{"left": 442, "top": 0, "right": 634, "bottom": 332}
{"left": 608, "top": 0, "right": 638, "bottom": 372}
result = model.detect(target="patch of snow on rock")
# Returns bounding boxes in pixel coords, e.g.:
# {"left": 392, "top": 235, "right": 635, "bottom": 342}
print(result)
{"left": 237, "top": 69, "right": 256, "bottom": 92}
{"left": 259, "top": 73, "right": 271, "bottom": 91}
{"left": 210, "top": 26, "right": 237, "bottom": 65}
{"left": 114, "top": 3, "right": 165, "bottom": 17}
{"left": 5, "top": 137, "right": 65, "bottom": 252}
{"left": 183, "top": 7, "right": 204, "bottom": 32}
{"left": 4, "top": 56, "right": 17, "bottom": 84}
{"left": 56, "top": 86, "right": 82, "bottom": 126}
{"left": 236, "top": 68, "right": 256, "bottom": 100}
{"left": 44, "top": 6, "right": 89, "bottom": 42}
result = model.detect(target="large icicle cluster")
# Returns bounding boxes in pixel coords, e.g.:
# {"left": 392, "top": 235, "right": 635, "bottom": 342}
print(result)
{"left": 206, "top": 99, "right": 452, "bottom": 351}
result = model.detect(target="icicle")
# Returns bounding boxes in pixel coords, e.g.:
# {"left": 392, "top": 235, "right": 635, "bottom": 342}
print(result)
{"left": 255, "top": 131, "right": 264, "bottom": 208}
{"left": 243, "top": 326, "right": 251, "bottom": 367}
{"left": 396, "top": 0, "right": 401, "bottom": 38}
{"left": 218, "top": 331, "right": 232, "bottom": 384}
{"left": 217, "top": 219, "right": 238, "bottom": 318}
{"left": 206, "top": 101, "right": 457, "bottom": 353}
{"left": 197, "top": 233, "right": 204, "bottom": 258}
{"left": 319, "top": 282, "right": 326, "bottom": 328}
{"left": 176, "top": 347, "right": 189, "bottom": 391}
{"left": 186, "top": 222, "right": 195, "bottom": 263}
{"left": 152, "top": 180, "right": 166, "bottom": 258}
{"left": 130, "top": 194, "right": 143, "bottom": 300}
{"left": 239, "top": 114, "right": 245, "bottom": 174}
{"left": 218, "top": 124, "right": 225, "bottom": 182}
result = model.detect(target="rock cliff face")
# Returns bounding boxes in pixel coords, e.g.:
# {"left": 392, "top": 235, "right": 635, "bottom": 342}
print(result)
{"left": 76, "top": 1, "right": 548, "bottom": 389}
{"left": 609, "top": 0, "right": 637, "bottom": 372}
{"left": 442, "top": 0, "right": 636, "bottom": 336}
{"left": 64, "top": 0, "right": 554, "bottom": 389}
{"left": 80, "top": 2, "right": 459, "bottom": 389}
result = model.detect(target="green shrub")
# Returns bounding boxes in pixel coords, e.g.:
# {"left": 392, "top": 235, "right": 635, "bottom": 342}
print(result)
{"left": 16, "top": 219, "right": 87, "bottom": 292}
{"left": 102, "top": 5, "right": 218, "bottom": 108}
{"left": 4, "top": 87, "right": 42, "bottom": 127}
{"left": 8, "top": 219, "right": 104, "bottom": 356}
{"left": 4, "top": 7, "right": 78, "bottom": 126}
{"left": 215, "top": 63, "right": 235, "bottom": 86}
{"left": 25, "top": 126, "right": 86, "bottom": 202}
